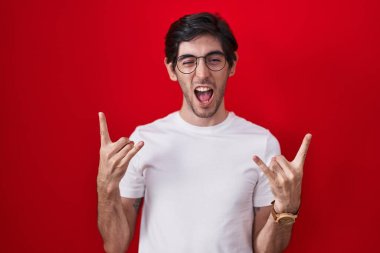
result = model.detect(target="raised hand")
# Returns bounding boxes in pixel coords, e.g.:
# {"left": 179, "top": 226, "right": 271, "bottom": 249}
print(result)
{"left": 97, "top": 112, "right": 144, "bottom": 194}
{"left": 253, "top": 134, "right": 312, "bottom": 213}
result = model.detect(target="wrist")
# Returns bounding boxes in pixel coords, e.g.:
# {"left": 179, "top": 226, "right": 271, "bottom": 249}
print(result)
{"left": 97, "top": 180, "right": 120, "bottom": 198}
{"left": 272, "top": 200, "right": 300, "bottom": 214}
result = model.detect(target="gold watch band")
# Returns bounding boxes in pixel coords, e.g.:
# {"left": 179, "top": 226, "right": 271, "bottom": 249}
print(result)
{"left": 271, "top": 201, "right": 299, "bottom": 225}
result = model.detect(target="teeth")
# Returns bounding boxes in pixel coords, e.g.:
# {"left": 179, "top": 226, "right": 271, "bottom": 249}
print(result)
{"left": 195, "top": 87, "right": 211, "bottom": 92}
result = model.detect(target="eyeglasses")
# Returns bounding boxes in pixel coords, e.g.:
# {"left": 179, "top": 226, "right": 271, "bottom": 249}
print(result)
{"left": 176, "top": 52, "right": 227, "bottom": 74}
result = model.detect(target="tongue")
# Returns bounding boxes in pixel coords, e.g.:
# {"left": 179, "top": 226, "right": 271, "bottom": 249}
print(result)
{"left": 198, "top": 91, "right": 212, "bottom": 102}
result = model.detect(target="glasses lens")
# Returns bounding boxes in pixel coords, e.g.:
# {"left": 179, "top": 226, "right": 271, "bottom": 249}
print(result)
{"left": 177, "top": 56, "right": 197, "bottom": 74}
{"left": 205, "top": 53, "right": 226, "bottom": 71}
{"left": 176, "top": 53, "right": 227, "bottom": 74}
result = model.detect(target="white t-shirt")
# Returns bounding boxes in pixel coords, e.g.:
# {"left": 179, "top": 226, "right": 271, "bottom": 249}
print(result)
{"left": 119, "top": 111, "right": 280, "bottom": 253}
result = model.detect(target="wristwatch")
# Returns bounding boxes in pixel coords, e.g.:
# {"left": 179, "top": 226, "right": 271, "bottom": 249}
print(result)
{"left": 271, "top": 201, "right": 298, "bottom": 225}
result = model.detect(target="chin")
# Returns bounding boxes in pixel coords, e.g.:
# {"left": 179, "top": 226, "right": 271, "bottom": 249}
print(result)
{"left": 193, "top": 110, "right": 217, "bottom": 118}
{"left": 191, "top": 102, "right": 220, "bottom": 119}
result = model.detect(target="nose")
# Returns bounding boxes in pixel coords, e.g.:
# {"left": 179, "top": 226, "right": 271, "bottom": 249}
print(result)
{"left": 195, "top": 57, "right": 210, "bottom": 79}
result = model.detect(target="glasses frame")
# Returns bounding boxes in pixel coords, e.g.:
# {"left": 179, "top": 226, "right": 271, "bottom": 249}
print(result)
{"left": 175, "top": 52, "right": 227, "bottom": 74}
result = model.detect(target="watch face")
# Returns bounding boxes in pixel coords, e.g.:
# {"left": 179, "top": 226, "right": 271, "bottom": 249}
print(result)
{"left": 278, "top": 217, "right": 295, "bottom": 225}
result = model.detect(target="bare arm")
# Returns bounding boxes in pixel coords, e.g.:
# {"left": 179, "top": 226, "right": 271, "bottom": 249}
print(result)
{"left": 97, "top": 112, "right": 144, "bottom": 253}
{"left": 97, "top": 194, "right": 142, "bottom": 253}
{"left": 122, "top": 197, "right": 142, "bottom": 240}
{"left": 253, "top": 206, "right": 293, "bottom": 253}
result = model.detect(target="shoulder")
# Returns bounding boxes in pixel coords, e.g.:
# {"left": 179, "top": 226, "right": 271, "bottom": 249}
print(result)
{"left": 229, "top": 113, "right": 280, "bottom": 150}
{"left": 229, "top": 113, "right": 271, "bottom": 136}
{"left": 129, "top": 111, "right": 178, "bottom": 140}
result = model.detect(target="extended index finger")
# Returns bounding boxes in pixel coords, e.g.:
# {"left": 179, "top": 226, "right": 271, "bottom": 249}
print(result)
{"left": 293, "top": 133, "right": 312, "bottom": 166}
{"left": 98, "top": 112, "right": 111, "bottom": 145}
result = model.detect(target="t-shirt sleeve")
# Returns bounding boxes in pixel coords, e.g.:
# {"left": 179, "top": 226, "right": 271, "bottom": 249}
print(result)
{"left": 252, "top": 132, "right": 281, "bottom": 207}
{"left": 119, "top": 129, "right": 145, "bottom": 198}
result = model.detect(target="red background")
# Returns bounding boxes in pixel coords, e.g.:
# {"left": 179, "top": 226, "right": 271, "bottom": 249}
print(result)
{"left": 1, "top": 0, "right": 379, "bottom": 252}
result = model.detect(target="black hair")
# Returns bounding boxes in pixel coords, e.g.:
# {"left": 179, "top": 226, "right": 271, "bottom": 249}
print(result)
{"left": 165, "top": 12, "right": 238, "bottom": 70}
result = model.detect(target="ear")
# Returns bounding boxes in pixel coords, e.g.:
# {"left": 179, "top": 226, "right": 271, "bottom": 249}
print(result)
{"left": 164, "top": 58, "right": 178, "bottom": 81}
{"left": 228, "top": 52, "right": 239, "bottom": 77}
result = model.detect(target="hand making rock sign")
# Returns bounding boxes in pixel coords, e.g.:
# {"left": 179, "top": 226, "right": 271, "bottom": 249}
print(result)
{"left": 97, "top": 112, "right": 144, "bottom": 195}
{"left": 253, "top": 134, "right": 312, "bottom": 214}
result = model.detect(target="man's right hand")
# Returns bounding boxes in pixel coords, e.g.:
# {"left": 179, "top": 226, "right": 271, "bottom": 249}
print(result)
{"left": 97, "top": 112, "right": 144, "bottom": 196}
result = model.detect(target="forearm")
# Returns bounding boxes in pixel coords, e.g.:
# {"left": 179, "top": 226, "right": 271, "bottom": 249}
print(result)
{"left": 97, "top": 186, "right": 131, "bottom": 253}
{"left": 254, "top": 216, "right": 293, "bottom": 253}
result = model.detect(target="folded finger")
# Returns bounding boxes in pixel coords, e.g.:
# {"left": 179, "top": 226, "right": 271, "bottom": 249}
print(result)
{"left": 119, "top": 141, "right": 145, "bottom": 167}
{"left": 271, "top": 159, "right": 286, "bottom": 185}
{"left": 275, "top": 155, "right": 296, "bottom": 178}
{"left": 109, "top": 136, "right": 129, "bottom": 153}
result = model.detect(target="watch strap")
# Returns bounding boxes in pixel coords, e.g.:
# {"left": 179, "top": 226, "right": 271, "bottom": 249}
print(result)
{"left": 271, "top": 201, "right": 299, "bottom": 224}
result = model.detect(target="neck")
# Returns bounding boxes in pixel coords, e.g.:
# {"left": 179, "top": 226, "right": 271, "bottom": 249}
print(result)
{"left": 179, "top": 100, "right": 229, "bottom": 127}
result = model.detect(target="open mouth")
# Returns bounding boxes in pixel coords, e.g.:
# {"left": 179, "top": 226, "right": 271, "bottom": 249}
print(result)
{"left": 194, "top": 86, "right": 214, "bottom": 103}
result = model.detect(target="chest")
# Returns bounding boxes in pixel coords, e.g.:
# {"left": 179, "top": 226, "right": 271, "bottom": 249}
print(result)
{"left": 140, "top": 133, "right": 265, "bottom": 210}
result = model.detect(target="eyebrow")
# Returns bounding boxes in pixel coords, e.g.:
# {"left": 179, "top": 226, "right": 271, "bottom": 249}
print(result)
{"left": 177, "top": 50, "right": 224, "bottom": 60}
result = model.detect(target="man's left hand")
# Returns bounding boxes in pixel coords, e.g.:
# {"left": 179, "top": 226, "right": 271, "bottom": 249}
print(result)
{"left": 253, "top": 134, "right": 312, "bottom": 214}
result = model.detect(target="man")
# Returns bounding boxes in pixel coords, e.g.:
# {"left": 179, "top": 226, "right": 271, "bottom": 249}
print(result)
{"left": 97, "top": 12, "right": 311, "bottom": 253}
